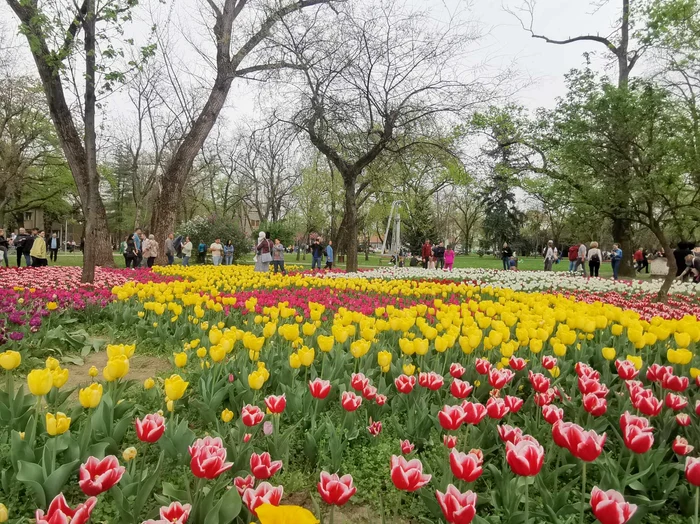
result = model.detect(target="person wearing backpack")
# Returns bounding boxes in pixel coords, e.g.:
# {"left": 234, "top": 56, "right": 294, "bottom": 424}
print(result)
{"left": 567, "top": 244, "right": 579, "bottom": 273}
{"left": 587, "top": 241, "right": 602, "bottom": 277}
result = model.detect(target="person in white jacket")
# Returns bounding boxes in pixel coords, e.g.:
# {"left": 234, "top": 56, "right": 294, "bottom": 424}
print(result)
{"left": 587, "top": 241, "right": 603, "bottom": 277}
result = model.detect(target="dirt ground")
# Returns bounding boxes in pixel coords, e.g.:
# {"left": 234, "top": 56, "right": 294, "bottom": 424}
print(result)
{"left": 63, "top": 351, "right": 171, "bottom": 390}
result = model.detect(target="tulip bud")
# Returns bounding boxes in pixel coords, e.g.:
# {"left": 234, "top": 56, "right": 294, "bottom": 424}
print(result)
{"left": 122, "top": 447, "right": 138, "bottom": 462}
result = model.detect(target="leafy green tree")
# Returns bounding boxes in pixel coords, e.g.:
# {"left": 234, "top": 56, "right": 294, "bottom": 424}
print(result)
{"left": 177, "top": 216, "right": 249, "bottom": 263}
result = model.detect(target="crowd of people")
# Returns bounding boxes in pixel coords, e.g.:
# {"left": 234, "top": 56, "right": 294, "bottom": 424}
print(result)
{"left": 0, "top": 228, "right": 64, "bottom": 268}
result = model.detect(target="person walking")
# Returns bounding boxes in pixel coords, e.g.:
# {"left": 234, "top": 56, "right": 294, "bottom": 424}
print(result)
{"left": 310, "top": 239, "right": 323, "bottom": 270}
{"left": 223, "top": 240, "right": 234, "bottom": 265}
{"left": 501, "top": 242, "right": 513, "bottom": 270}
{"left": 30, "top": 230, "right": 48, "bottom": 267}
{"left": 13, "top": 227, "right": 32, "bottom": 267}
{"left": 48, "top": 233, "right": 59, "bottom": 262}
{"left": 124, "top": 236, "right": 137, "bottom": 268}
{"left": 587, "top": 242, "right": 602, "bottom": 277}
{"left": 198, "top": 240, "right": 207, "bottom": 264}
{"left": 210, "top": 238, "right": 223, "bottom": 266}
{"left": 634, "top": 247, "right": 649, "bottom": 273}
{"left": 421, "top": 239, "right": 432, "bottom": 269}
{"left": 434, "top": 242, "right": 446, "bottom": 270}
{"left": 144, "top": 234, "right": 159, "bottom": 267}
{"left": 0, "top": 229, "right": 8, "bottom": 268}
{"left": 272, "top": 238, "right": 286, "bottom": 274}
{"left": 543, "top": 240, "right": 556, "bottom": 271}
{"left": 567, "top": 244, "right": 579, "bottom": 273}
{"left": 181, "top": 236, "right": 192, "bottom": 266}
{"left": 132, "top": 228, "right": 142, "bottom": 267}
{"left": 325, "top": 240, "right": 334, "bottom": 269}
{"left": 255, "top": 232, "right": 272, "bottom": 272}
{"left": 165, "top": 233, "right": 176, "bottom": 265}
{"left": 611, "top": 243, "right": 623, "bottom": 280}
{"left": 444, "top": 245, "right": 455, "bottom": 271}
{"left": 575, "top": 242, "right": 587, "bottom": 277}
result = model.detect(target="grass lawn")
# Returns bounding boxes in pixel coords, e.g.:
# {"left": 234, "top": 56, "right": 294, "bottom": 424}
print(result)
{"left": 27, "top": 251, "right": 654, "bottom": 280}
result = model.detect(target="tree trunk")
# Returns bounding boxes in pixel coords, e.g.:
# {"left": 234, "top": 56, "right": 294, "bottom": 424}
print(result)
{"left": 6, "top": 0, "right": 114, "bottom": 282}
{"left": 650, "top": 223, "right": 677, "bottom": 303}
{"left": 612, "top": 215, "right": 635, "bottom": 278}
{"left": 150, "top": 74, "right": 234, "bottom": 263}
{"left": 341, "top": 175, "right": 359, "bottom": 272}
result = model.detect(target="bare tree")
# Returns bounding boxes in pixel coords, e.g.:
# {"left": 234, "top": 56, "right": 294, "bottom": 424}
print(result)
{"left": 148, "top": 0, "right": 340, "bottom": 262}
{"left": 280, "top": 0, "right": 501, "bottom": 271}
{"left": 235, "top": 121, "right": 300, "bottom": 222}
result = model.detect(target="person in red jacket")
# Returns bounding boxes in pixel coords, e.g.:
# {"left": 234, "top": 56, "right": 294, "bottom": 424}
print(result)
{"left": 421, "top": 240, "right": 432, "bottom": 269}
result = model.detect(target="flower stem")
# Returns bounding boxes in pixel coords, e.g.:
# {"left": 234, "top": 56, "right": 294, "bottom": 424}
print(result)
{"left": 695, "top": 486, "right": 699, "bottom": 524}
{"left": 524, "top": 480, "right": 529, "bottom": 523}
{"left": 329, "top": 505, "right": 335, "bottom": 524}
{"left": 580, "top": 462, "right": 587, "bottom": 524}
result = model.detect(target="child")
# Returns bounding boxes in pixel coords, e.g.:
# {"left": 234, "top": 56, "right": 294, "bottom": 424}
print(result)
{"left": 444, "top": 246, "right": 455, "bottom": 271}
{"left": 509, "top": 252, "right": 518, "bottom": 270}
{"left": 427, "top": 256, "right": 436, "bottom": 270}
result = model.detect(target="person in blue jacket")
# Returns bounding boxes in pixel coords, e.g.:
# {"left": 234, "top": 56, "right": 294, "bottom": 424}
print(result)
{"left": 610, "top": 243, "right": 623, "bottom": 280}
{"left": 325, "top": 240, "right": 334, "bottom": 270}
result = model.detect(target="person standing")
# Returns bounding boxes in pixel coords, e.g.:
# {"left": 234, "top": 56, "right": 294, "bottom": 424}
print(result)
{"left": 421, "top": 239, "right": 432, "bottom": 269}
{"left": 272, "top": 238, "right": 286, "bottom": 274}
{"left": 575, "top": 242, "right": 587, "bottom": 277}
{"left": 611, "top": 243, "right": 623, "bottom": 280}
{"left": 543, "top": 240, "right": 556, "bottom": 271}
{"left": 434, "top": 242, "right": 446, "bottom": 270}
{"left": 310, "top": 239, "right": 323, "bottom": 270}
{"left": 124, "top": 236, "right": 137, "bottom": 268}
{"left": 223, "top": 240, "right": 234, "bottom": 265}
{"left": 198, "top": 240, "right": 207, "bottom": 264}
{"left": 587, "top": 242, "right": 602, "bottom": 277}
{"left": 444, "top": 245, "right": 455, "bottom": 271}
{"left": 501, "top": 242, "right": 513, "bottom": 271}
{"left": 181, "top": 236, "right": 193, "bottom": 266}
{"left": 48, "top": 233, "right": 59, "bottom": 262}
{"left": 132, "top": 228, "right": 142, "bottom": 267}
{"left": 255, "top": 232, "right": 272, "bottom": 272}
{"left": 325, "top": 240, "right": 334, "bottom": 269}
{"left": 30, "top": 230, "right": 48, "bottom": 266}
{"left": 0, "top": 229, "right": 8, "bottom": 268}
{"left": 144, "top": 234, "right": 159, "bottom": 268}
{"left": 678, "top": 253, "right": 700, "bottom": 283}
{"left": 165, "top": 233, "right": 176, "bottom": 265}
{"left": 567, "top": 244, "right": 579, "bottom": 273}
{"left": 210, "top": 238, "right": 223, "bottom": 266}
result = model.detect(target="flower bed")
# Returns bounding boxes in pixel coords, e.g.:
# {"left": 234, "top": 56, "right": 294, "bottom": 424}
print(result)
{"left": 0, "top": 265, "right": 699, "bottom": 523}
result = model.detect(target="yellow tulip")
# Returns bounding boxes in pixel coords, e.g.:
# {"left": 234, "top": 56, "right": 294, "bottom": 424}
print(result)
{"left": 611, "top": 324, "right": 624, "bottom": 336}
{"left": 626, "top": 354, "right": 643, "bottom": 370}
{"left": 377, "top": 350, "right": 392, "bottom": 369}
{"left": 51, "top": 367, "right": 69, "bottom": 388}
{"left": 45, "top": 412, "right": 71, "bottom": 436}
{"left": 103, "top": 355, "right": 129, "bottom": 381}
{"left": 691, "top": 368, "right": 700, "bottom": 380}
{"left": 403, "top": 363, "right": 416, "bottom": 376}
{"left": 122, "top": 446, "right": 138, "bottom": 462}
{"left": 601, "top": 347, "right": 616, "bottom": 361}
{"left": 0, "top": 502, "right": 8, "bottom": 523}
{"left": 79, "top": 383, "right": 103, "bottom": 408}
{"left": 302, "top": 323, "right": 317, "bottom": 337}
{"left": 298, "top": 346, "right": 315, "bottom": 367}
{"left": 167, "top": 399, "right": 175, "bottom": 412}
{"left": 45, "top": 356, "right": 60, "bottom": 370}
{"left": 249, "top": 350, "right": 260, "bottom": 362}
{"left": 667, "top": 348, "right": 692, "bottom": 366}
{"left": 144, "top": 377, "right": 155, "bottom": 390}
{"left": 317, "top": 335, "right": 334, "bottom": 353}
{"left": 0, "top": 350, "right": 21, "bottom": 370}
{"left": 208, "top": 328, "right": 222, "bottom": 346}
{"left": 248, "top": 370, "right": 266, "bottom": 390}
{"left": 674, "top": 332, "right": 691, "bottom": 348}
{"left": 548, "top": 366, "right": 561, "bottom": 378}
{"left": 210, "top": 345, "right": 226, "bottom": 363}
{"left": 350, "top": 340, "right": 370, "bottom": 359}
{"left": 256, "top": 503, "right": 320, "bottom": 524}
{"left": 257, "top": 362, "right": 270, "bottom": 382}
{"left": 289, "top": 352, "right": 302, "bottom": 369}
{"left": 88, "top": 366, "right": 99, "bottom": 377}
{"left": 173, "top": 352, "right": 188, "bottom": 368}
{"left": 221, "top": 408, "right": 234, "bottom": 422}
{"left": 553, "top": 343, "right": 567, "bottom": 357}
{"left": 164, "top": 374, "right": 189, "bottom": 401}
{"left": 196, "top": 347, "right": 207, "bottom": 359}
{"left": 27, "top": 368, "right": 54, "bottom": 396}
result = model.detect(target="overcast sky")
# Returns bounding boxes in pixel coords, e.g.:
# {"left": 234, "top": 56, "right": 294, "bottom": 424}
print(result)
{"left": 1, "top": 0, "right": 623, "bottom": 120}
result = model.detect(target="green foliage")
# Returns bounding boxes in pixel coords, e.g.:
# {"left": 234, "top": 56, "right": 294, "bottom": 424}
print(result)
{"left": 403, "top": 194, "right": 439, "bottom": 254}
{"left": 177, "top": 216, "right": 249, "bottom": 262}
{"left": 258, "top": 220, "right": 295, "bottom": 247}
